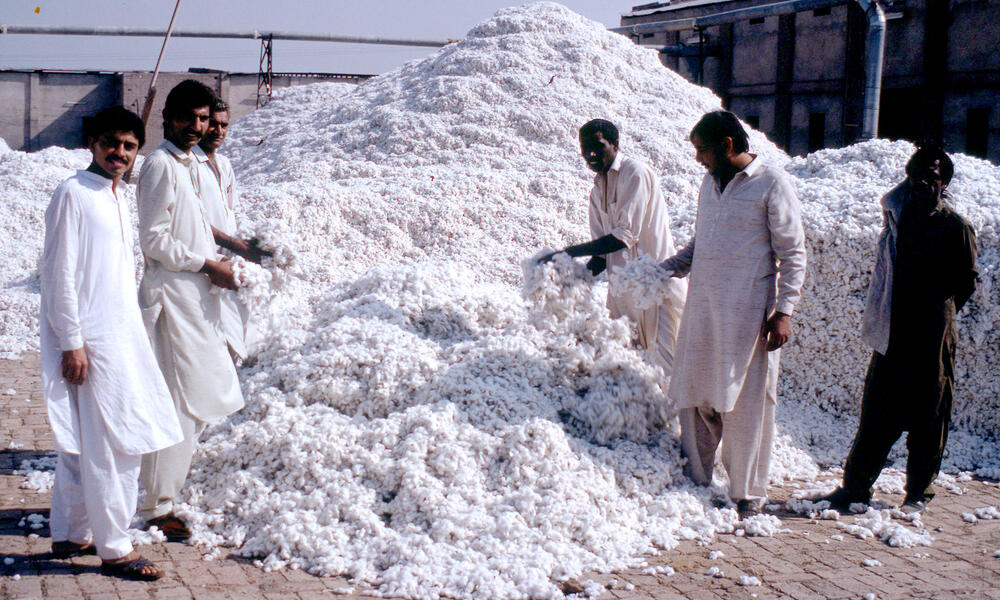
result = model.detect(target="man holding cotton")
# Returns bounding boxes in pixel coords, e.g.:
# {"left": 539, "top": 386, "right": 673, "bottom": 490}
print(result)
{"left": 662, "top": 111, "right": 807, "bottom": 518}
{"left": 194, "top": 98, "right": 253, "bottom": 359}
{"left": 540, "top": 119, "right": 686, "bottom": 374}
{"left": 136, "top": 80, "right": 245, "bottom": 540}
{"left": 41, "top": 106, "right": 182, "bottom": 579}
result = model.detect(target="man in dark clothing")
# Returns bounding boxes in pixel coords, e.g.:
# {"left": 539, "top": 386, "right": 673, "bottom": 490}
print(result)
{"left": 821, "top": 146, "right": 978, "bottom": 514}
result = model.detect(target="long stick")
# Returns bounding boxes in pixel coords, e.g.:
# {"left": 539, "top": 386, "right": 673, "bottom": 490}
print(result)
{"left": 140, "top": 0, "right": 182, "bottom": 124}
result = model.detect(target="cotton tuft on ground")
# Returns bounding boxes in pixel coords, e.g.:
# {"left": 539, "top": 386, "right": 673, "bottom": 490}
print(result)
{"left": 0, "top": 2, "right": 999, "bottom": 598}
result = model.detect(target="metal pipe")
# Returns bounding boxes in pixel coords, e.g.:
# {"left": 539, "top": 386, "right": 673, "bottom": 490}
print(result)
{"left": 0, "top": 24, "right": 451, "bottom": 47}
{"left": 854, "top": 0, "right": 886, "bottom": 139}
{"left": 612, "top": 0, "right": 886, "bottom": 139}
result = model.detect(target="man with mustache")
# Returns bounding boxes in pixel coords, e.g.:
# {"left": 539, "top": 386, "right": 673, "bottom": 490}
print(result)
{"left": 661, "top": 111, "right": 807, "bottom": 519}
{"left": 40, "top": 106, "right": 182, "bottom": 580}
{"left": 540, "top": 118, "right": 687, "bottom": 377}
{"left": 820, "top": 146, "right": 977, "bottom": 514}
{"left": 194, "top": 98, "right": 258, "bottom": 360}
{"left": 135, "top": 80, "right": 245, "bottom": 541}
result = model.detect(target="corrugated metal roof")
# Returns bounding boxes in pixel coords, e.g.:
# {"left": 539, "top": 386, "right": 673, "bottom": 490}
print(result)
{"left": 622, "top": 0, "right": 738, "bottom": 18}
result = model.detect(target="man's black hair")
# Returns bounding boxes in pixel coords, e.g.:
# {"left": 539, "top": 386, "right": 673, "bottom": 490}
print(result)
{"left": 211, "top": 98, "right": 229, "bottom": 114}
{"left": 82, "top": 106, "right": 146, "bottom": 149}
{"left": 690, "top": 110, "right": 750, "bottom": 154}
{"left": 579, "top": 119, "right": 619, "bottom": 146}
{"left": 906, "top": 144, "right": 954, "bottom": 186}
{"left": 163, "top": 79, "right": 217, "bottom": 122}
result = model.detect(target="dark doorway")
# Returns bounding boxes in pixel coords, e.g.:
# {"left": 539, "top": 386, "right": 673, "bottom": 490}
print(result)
{"left": 878, "top": 88, "right": 923, "bottom": 143}
{"left": 808, "top": 112, "right": 827, "bottom": 152}
{"left": 966, "top": 108, "right": 990, "bottom": 158}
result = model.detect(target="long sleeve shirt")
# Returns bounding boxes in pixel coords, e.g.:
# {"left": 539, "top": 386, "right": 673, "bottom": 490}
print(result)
{"left": 137, "top": 141, "right": 244, "bottom": 422}
{"left": 193, "top": 147, "right": 248, "bottom": 358}
{"left": 588, "top": 153, "right": 687, "bottom": 351}
{"left": 39, "top": 170, "right": 183, "bottom": 455}
{"left": 666, "top": 157, "right": 807, "bottom": 412}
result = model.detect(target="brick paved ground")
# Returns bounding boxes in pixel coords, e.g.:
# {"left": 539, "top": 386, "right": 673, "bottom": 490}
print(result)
{"left": 2, "top": 353, "right": 999, "bottom": 600}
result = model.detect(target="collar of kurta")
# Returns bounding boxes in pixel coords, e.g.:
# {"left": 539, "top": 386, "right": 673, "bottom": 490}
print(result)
{"left": 738, "top": 155, "right": 763, "bottom": 178}
{"left": 76, "top": 169, "right": 114, "bottom": 190}
{"left": 594, "top": 152, "right": 624, "bottom": 184}
{"left": 191, "top": 145, "right": 212, "bottom": 164}
{"left": 161, "top": 139, "right": 196, "bottom": 165}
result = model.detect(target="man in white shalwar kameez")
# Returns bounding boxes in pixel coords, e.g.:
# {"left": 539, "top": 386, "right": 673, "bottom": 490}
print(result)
{"left": 541, "top": 119, "right": 686, "bottom": 375}
{"left": 136, "top": 80, "right": 245, "bottom": 540}
{"left": 40, "top": 107, "right": 182, "bottom": 580}
{"left": 661, "top": 111, "right": 807, "bottom": 518}
{"left": 194, "top": 99, "right": 251, "bottom": 359}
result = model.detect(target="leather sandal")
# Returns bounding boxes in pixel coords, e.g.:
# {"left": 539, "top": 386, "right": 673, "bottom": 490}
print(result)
{"left": 145, "top": 514, "right": 191, "bottom": 542}
{"left": 50, "top": 540, "right": 98, "bottom": 559}
{"left": 100, "top": 555, "right": 163, "bottom": 581}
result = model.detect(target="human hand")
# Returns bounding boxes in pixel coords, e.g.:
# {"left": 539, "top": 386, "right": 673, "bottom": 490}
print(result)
{"left": 244, "top": 238, "right": 274, "bottom": 264}
{"left": 537, "top": 251, "right": 559, "bottom": 265}
{"left": 61, "top": 348, "right": 88, "bottom": 385}
{"left": 764, "top": 312, "right": 791, "bottom": 351}
{"left": 203, "top": 257, "right": 239, "bottom": 290}
{"left": 586, "top": 256, "right": 606, "bottom": 276}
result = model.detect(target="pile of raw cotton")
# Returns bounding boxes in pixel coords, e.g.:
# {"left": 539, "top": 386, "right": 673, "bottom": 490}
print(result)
{"left": 179, "top": 256, "right": 793, "bottom": 598}
{"left": 0, "top": 142, "right": 120, "bottom": 358}
{"left": 781, "top": 139, "right": 1000, "bottom": 441}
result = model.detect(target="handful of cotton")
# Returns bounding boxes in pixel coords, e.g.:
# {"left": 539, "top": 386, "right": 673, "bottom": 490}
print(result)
{"left": 608, "top": 254, "right": 675, "bottom": 311}
{"left": 230, "top": 256, "right": 272, "bottom": 313}
{"left": 239, "top": 219, "right": 299, "bottom": 274}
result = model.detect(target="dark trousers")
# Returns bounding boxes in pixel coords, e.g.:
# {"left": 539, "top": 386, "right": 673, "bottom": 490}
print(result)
{"left": 841, "top": 352, "right": 952, "bottom": 502}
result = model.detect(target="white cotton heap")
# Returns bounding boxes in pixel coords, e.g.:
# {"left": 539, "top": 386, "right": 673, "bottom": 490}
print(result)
{"left": 175, "top": 259, "right": 742, "bottom": 598}
{"left": 606, "top": 254, "right": 674, "bottom": 311}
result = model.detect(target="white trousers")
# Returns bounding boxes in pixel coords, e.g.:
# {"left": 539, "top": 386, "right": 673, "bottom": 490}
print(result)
{"left": 679, "top": 349, "right": 778, "bottom": 500}
{"left": 50, "top": 386, "right": 139, "bottom": 560}
{"left": 139, "top": 314, "right": 207, "bottom": 521}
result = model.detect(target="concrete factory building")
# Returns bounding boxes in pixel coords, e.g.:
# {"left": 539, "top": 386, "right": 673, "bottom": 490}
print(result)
{"left": 0, "top": 69, "right": 369, "bottom": 152}
{"left": 620, "top": 0, "right": 1000, "bottom": 162}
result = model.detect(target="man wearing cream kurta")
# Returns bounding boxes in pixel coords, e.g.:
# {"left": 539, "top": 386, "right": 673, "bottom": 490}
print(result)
{"left": 662, "top": 111, "right": 807, "bottom": 518}
{"left": 136, "top": 80, "right": 244, "bottom": 540}
{"left": 41, "top": 106, "right": 181, "bottom": 580}
{"left": 195, "top": 99, "right": 249, "bottom": 359}
{"left": 542, "top": 119, "right": 686, "bottom": 375}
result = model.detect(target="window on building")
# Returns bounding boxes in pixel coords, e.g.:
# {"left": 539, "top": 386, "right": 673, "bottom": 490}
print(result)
{"left": 813, "top": 6, "right": 832, "bottom": 16}
{"left": 966, "top": 107, "right": 990, "bottom": 158}
{"left": 745, "top": 115, "right": 760, "bottom": 129}
{"left": 749, "top": 17, "right": 765, "bottom": 24}
{"left": 808, "top": 113, "right": 826, "bottom": 152}
{"left": 642, "top": 33, "right": 655, "bottom": 39}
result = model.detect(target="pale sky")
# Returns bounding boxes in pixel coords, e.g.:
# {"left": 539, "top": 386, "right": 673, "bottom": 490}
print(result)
{"left": 0, "top": 1, "right": 633, "bottom": 75}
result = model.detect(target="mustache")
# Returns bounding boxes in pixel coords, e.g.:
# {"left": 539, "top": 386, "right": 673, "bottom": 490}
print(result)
{"left": 107, "top": 154, "right": 127, "bottom": 164}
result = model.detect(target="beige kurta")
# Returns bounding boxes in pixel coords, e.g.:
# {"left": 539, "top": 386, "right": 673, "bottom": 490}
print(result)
{"left": 664, "top": 157, "right": 806, "bottom": 413}
{"left": 589, "top": 153, "right": 687, "bottom": 369}
{"left": 136, "top": 141, "right": 244, "bottom": 422}
{"left": 193, "top": 147, "right": 248, "bottom": 358}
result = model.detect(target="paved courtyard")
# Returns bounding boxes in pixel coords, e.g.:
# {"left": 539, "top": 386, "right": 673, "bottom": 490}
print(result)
{"left": 2, "top": 353, "right": 999, "bottom": 600}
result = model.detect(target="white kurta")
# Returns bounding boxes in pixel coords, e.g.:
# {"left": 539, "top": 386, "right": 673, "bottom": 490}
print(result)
{"left": 588, "top": 154, "right": 687, "bottom": 366}
{"left": 39, "top": 170, "right": 183, "bottom": 456}
{"left": 664, "top": 157, "right": 807, "bottom": 413}
{"left": 137, "top": 141, "right": 244, "bottom": 422}
{"left": 193, "top": 147, "right": 248, "bottom": 358}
